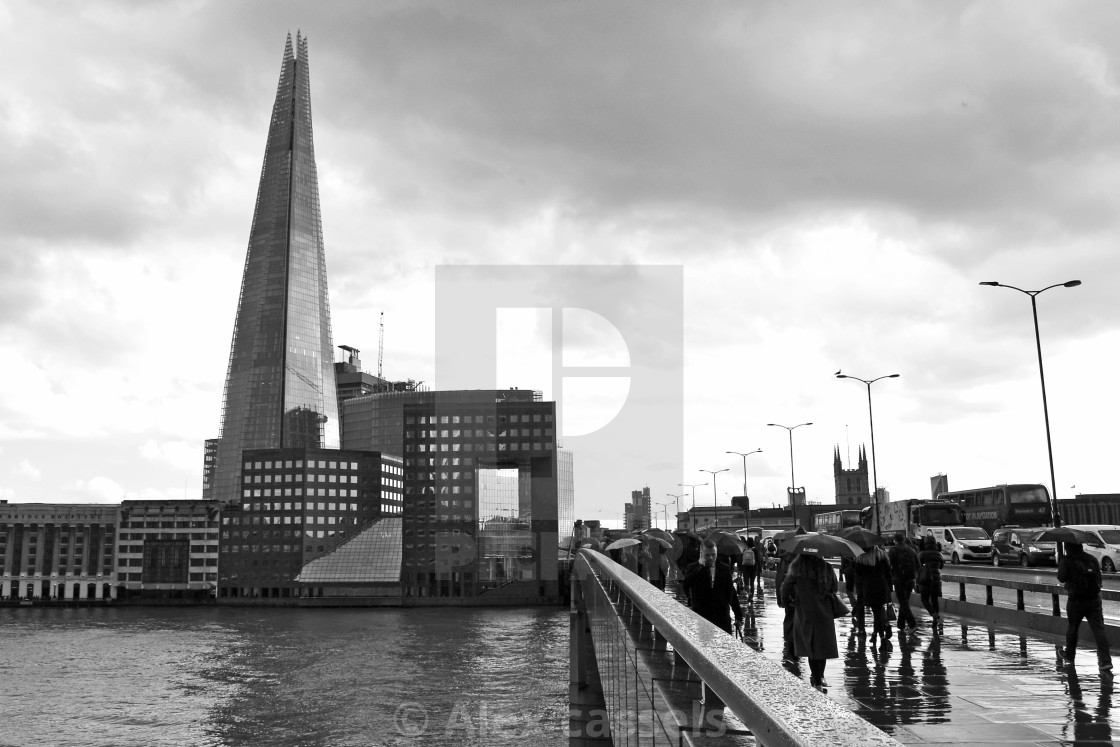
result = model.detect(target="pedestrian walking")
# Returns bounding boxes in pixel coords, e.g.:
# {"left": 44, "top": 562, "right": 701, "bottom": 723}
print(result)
{"left": 916, "top": 534, "right": 944, "bottom": 628}
{"left": 774, "top": 546, "right": 797, "bottom": 660}
{"left": 856, "top": 544, "right": 893, "bottom": 646}
{"left": 682, "top": 539, "right": 744, "bottom": 636}
{"left": 1057, "top": 541, "right": 1113, "bottom": 675}
{"left": 779, "top": 553, "right": 840, "bottom": 689}
{"left": 741, "top": 537, "right": 760, "bottom": 602}
{"left": 888, "top": 536, "right": 920, "bottom": 633}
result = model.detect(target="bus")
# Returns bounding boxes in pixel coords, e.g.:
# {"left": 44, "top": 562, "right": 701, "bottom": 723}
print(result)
{"left": 813, "top": 509, "right": 863, "bottom": 535}
{"left": 935, "top": 483, "right": 1053, "bottom": 535}
{"left": 861, "top": 499, "right": 965, "bottom": 542}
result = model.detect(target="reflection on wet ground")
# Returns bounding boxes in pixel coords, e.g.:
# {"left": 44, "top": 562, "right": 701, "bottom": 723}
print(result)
{"left": 668, "top": 578, "right": 1117, "bottom": 745}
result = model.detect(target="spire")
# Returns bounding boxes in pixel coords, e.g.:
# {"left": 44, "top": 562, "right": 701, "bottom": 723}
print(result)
{"left": 209, "top": 34, "right": 338, "bottom": 503}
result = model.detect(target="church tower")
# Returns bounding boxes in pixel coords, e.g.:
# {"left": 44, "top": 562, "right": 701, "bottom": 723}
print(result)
{"left": 834, "top": 444, "right": 870, "bottom": 506}
{"left": 206, "top": 33, "right": 339, "bottom": 503}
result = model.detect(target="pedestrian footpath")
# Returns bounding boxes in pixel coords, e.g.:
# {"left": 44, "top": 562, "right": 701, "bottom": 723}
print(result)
{"left": 667, "top": 577, "right": 1117, "bottom": 746}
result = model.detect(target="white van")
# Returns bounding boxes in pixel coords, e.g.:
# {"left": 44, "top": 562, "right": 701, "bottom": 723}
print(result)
{"left": 937, "top": 525, "right": 992, "bottom": 564}
{"left": 1062, "top": 524, "right": 1120, "bottom": 574}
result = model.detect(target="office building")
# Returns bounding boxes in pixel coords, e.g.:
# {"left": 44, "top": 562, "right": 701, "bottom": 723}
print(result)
{"left": 116, "top": 500, "right": 221, "bottom": 601}
{"left": 217, "top": 447, "right": 402, "bottom": 599}
{"left": 342, "top": 388, "right": 560, "bottom": 601}
{"left": 206, "top": 32, "right": 340, "bottom": 504}
{"left": 0, "top": 504, "right": 118, "bottom": 601}
{"left": 624, "top": 487, "right": 651, "bottom": 532}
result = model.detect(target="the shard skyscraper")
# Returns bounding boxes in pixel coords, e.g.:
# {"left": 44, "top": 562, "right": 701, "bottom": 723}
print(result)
{"left": 206, "top": 33, "right": 339, "bottom": 504}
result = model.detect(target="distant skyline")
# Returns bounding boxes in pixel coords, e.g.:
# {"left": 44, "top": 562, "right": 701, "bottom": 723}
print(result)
{"left": 3, "top": 2, "right": 1120, "bottom": 524}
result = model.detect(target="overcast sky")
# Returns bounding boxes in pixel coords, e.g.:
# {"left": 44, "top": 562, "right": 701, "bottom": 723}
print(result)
{"left": 3, "top": 1, "right": 1119, "bottom": 528}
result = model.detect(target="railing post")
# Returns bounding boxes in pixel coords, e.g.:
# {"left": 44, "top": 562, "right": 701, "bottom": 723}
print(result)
{"left": 959, "top": 581, "right": 966, "bottom": 602}
{"left": 1053, "top": 593, "right": 1062, "bottom": 616}
{"left": 1016, "top": 589, "right": 1025, "bottom": 611}
{"left": 986, "top": 585, "right": 994, "bottom": 606}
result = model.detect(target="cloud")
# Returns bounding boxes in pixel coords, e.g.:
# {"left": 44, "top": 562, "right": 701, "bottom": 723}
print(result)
{"left": 13, "top": 460, "right": 41, "bottom": 481}
{"left": 65, "top": 476, "right": 125, "bottom": 503}
{"left": 139, "top": 439, "right": 201, "bottom": 472}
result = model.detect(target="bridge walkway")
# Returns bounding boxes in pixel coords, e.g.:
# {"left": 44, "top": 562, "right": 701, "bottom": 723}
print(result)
{"left": 664, "top": 574, "right": 1116, "bottom": 746}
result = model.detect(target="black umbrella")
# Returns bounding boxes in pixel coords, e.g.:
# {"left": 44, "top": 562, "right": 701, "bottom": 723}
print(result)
{"left": 1036, "top": 527, "right": 1097, "bottom": 545}
{"left": 784, "top": 532, "right": 864, "bottom": 559}
{"left": 839, "top": 526, "right": 886, "bottom": 549}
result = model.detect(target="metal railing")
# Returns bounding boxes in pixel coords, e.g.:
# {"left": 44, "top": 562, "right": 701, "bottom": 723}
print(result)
{"left": 571, "top": 549, "right": 901, "bottom": 746}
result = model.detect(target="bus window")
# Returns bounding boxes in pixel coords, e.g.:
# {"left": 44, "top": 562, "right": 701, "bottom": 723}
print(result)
{"left": 1009, "top": 486, "right": 1048, "bottom": 503}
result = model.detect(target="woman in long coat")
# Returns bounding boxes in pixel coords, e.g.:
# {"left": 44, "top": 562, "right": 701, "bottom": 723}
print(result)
{"left": 779, "top": 553, "right": 839, "bottom": 689}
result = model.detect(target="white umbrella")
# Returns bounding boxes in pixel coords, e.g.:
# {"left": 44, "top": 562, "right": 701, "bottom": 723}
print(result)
{"left": 605, "top": 538, "right": 642, "bottom": 551}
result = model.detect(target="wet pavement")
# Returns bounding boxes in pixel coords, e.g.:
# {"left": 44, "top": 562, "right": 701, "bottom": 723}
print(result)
{"left": 667, "top": 577, "right": 1118, "bottom": 745}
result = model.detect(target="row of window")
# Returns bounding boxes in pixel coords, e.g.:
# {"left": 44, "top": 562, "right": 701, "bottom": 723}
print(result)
{"left": 117, "top": 545, "right": 218, "bottom": 554}
{"left": 407, "top": 442, "right": 551, "bottom": 453}
{"left": 406, "top": 414, "right": 551, "bottom": 425}
{"left": 244, "top": 459, "right": 359, "bottom": 471}
{"left": 244, "top": 473, "right": 363, "bottom": 484}
{"left": 119, "top": 532, "right": 216, "bottom": 541}
{"left": 242, "top": 488, "right": 367, "bottom": 498}
{"left": 407, "top": 428, "right": 553, "bottom": 439}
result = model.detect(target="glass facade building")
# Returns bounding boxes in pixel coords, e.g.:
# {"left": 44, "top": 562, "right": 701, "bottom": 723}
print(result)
{"left": 208, "top": 32, "right": 339, "bottom": 504}
{"left": 341, "top": 389, "right": 561, "bottom": 600}
{"left": 217, "top": 447, "right": 402, "bottom": 599}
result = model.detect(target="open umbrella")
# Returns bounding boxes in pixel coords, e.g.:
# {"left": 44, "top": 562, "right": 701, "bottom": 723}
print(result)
{"left": 705, "top": 529, "right": 747, "bottom": 556}
{"left": 784, "top": 532, "right": 864, "bottom": 559}
{"left": 643, "top": 536, "right": 673, "bottom": 550}
{"left": 772, "top": 527, "right": 808, "bottom": 548}
{"left": 1036, "top": 527, "right": 1097, "bottom": 545}
{"left": 839, "top": 526, "right": 886, "bottom": 549}
{"left": 605, "top": 537, "right": 642, "bottom": 551}
{"left": 642, "top": 528, "right": 675, "bottom": 544}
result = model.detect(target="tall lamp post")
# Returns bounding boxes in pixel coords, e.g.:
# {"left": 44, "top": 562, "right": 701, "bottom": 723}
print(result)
{"left": 725, "top": 449, "right": 762, "bottom": 498}
{"left": 666, "top": 493, "right": 685, "bottom": 530}
{"left": 678, "top": 482, "right": 707, "bottom": 511}
{"left": 835, "top": 373, "right": 899, "bottom": 535}
{"left": 980, "top": 279, "right": 1081, "bottom": 528}
{"left": 699, "top": 468, "right": 730, "bottom": 530}
{"left": 767, "top": 422, "right": 812, "bottom": 527}
{"left": 655, "top": 501, "right": 673, "bottom": 530}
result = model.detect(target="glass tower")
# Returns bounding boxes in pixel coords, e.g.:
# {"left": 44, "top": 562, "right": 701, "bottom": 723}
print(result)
{"left": 211, "top": 32, "right": 339, "bottom": 504}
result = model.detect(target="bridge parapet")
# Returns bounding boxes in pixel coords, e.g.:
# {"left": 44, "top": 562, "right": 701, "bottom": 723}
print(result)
{"left": 570, "top": 549, "right": 902, "bottom": 746}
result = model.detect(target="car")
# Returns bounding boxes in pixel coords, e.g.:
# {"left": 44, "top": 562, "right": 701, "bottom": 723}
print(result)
{"left": 1060, "top": 524, "right": 1120, "bottom": 574}
{"left": 991, "top": 527, "right": 1057, "bottom": 567}
{"left": 937, "top": 525, "right": 992, "bottom": 564}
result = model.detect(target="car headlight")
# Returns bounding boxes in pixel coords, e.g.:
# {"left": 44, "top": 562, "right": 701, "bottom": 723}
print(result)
{"left": 1026, "top": 545, "right": 1040, "bottom": 553}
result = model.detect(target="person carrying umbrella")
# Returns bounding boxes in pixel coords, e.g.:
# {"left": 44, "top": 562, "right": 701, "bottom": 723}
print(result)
{"left": 779, "top": 539, "right": 852, "bottom": 689}
{"left": 682, "top": 539, "right": 743, "bottom": 637}
{"left": 1053, "top": 531, "right": 1113, "bottom": 675}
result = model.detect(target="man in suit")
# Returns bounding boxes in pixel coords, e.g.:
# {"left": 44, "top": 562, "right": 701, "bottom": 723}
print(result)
{"left": 682, "top": 539, "right": 743, "bottom": 635}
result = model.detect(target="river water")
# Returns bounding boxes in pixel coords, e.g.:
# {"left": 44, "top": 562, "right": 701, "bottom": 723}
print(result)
{"left": 0, "top": 606, "right": 568, "bottom": 747}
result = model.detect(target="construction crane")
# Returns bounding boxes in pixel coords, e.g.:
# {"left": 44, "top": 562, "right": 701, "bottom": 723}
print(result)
{"left": 378, "top": 311, "right": 384, "bottom": 380}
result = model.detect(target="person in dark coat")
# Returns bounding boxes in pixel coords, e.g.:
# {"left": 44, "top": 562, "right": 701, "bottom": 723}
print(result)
{"left": 856, "top": 545, "right": 893, "bottom": 646}
{"left": 916, "top": 534, "right": 944, "bottom": 628}
{"left": 682, "top": 539, "right": 743, "bottom": 635}
{"left": 888, "top": 536, "right": 920, "bottom": 633}
{"left": 1057, "top": 541, "right": 1112, "bottom": 675}
{"left": 780, "top": 553, "right": 839, "bottom": 688}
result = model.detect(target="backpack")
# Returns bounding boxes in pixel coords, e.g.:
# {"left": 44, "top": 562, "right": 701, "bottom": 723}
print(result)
{"left": 1067, "top": 556, "right": 1102, "bottom": 596}
{"left": 894, "top": 546, "right": 918, "bottom": 581}
{"left": 918, "top": 560, "right": 941, "bottom": 586}
{"left": 741, "top": 550, "right": 756, "bottom": 568}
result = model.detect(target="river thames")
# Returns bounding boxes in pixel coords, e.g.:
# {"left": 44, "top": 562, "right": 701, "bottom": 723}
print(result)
{"left": 1, "top": 605, "right": 568, "bottom": 746}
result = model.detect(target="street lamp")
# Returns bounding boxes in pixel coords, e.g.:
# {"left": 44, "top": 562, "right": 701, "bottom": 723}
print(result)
{"left": 655, "top": 500, "right": 673, "bottom": 530}
{"left": 980, "top": 279, "right": 1081, "bottom": 527}
{"left": 678, "top": 482, "right": 707, "bottom": 511}
{"left": 666, "top": 493, "right": 685, "bottom": 529}
{"left": 699, "top": 468, "right": 729, "bottom": 529}
{"left": 835, "top": 372, "right": 899, "bottom": 535}
{"left": 725, "top": 448, "right": 763, "bottom": 504}
{"left": 767, "top": 422, "right": 812, "bottom": 527}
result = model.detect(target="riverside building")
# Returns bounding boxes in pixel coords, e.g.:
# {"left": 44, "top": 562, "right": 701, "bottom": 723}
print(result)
{"left": 0, "top": 503, "right": 118, "bottom": 602}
